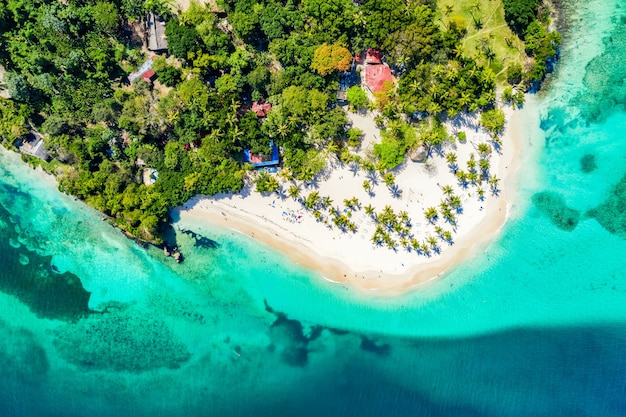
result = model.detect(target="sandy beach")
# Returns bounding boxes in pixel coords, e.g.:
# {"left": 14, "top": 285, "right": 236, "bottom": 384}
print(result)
{"left": 174, "top": 102, "right": 538, "bottom": 293}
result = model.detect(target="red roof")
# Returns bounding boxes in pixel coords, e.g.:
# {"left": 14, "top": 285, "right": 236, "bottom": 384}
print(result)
{"left": 251, "top": 101, "right": 272, "bottom": 117}
{"left": 365, "top": 48, "right": 383, "bottom": 64}
{"left": 365, "top": 65, "right": 395, "bottom": 93}
{"left": 141, "top": 69, "right": 156, "bottom": 82}
{"left": 354, "top": 53, "right": 363, "bottom": 64}
{"left": 249, "top": 154, "right": 263, "bottom": 163}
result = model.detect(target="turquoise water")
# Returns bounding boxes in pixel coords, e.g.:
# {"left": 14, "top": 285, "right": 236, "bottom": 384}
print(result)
{"left": 2, "top": 0, "right": 626, "bottom": 415}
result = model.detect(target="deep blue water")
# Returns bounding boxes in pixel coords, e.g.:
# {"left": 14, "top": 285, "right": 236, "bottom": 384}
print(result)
{"left": 1, "top": 0, "right": 626, "bottom": 416}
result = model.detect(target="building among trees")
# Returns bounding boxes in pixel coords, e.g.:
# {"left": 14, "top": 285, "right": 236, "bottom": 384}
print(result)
{"left": 365, "top": 64, "right": 394, "bottom": 93}
{"left": 128, "top": 57, "right": 157, "bottom": 83}
{"left": 16, "top": 130, "right": 50, "bottom": 162}
{"left": 146, "top": 13, "right": 168, "bottom": 53}
{"left": 243, "top": 140, "right": 280, "bottom": 168}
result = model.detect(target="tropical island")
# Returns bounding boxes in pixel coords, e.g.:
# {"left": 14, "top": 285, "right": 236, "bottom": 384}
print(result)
{"left": 0, "top": 0, "right": 559, "bottom": 286}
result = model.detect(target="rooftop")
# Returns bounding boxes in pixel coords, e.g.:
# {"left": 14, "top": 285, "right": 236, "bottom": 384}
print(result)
{"left": 17, "top": 131, "right": 51, "bottom": 161}
{"left": 128, "top": 58, "right": 156, "bottom": 83}
{"left": 365, "top": 48, "right": 383, "bottom": 65}
{"left": 243, "top": 140, "right": 280, "bottom": 168}
{"left": 147, "top": 13, "right": 168, "bottom": 52}
{"left": 251, "top": 100, "right": 272, "bottom": 117}
{"left": 365, "top": 64, "right": 395, "bottom": 93}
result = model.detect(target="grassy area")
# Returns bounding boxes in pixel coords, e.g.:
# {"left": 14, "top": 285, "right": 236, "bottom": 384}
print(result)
{"left": 436, "top": 0, "right": 527, "bottom": 84}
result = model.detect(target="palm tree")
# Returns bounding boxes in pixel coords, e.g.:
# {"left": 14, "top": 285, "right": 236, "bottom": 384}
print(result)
{"left": 363, "top": 179, "right": 372, "bottom": 193}
{"left": 322, "top": 196, "right": 333, "bottom": 209}
{"left": 326, "top": 140, "right": 339, "bottom": 155}
{"left": 434, "top": 225, "right": 444, "bottom": 238}
{"left": 304, "top": 191, "right": 320, "bottom": 210}
{"left": 364, "top": 204, "right": 376, "bottom": 217}
{"left": 467, "top": 157, "right": 477, "bottom": 173}
{"left": 277, "top": 123, "right": 289, "bottom": 139}
{"left": 477, "top": 142, "right": 492, "bottom": 156}
{"left": 489, "top": 175, "right": 500, "bottom": 195}
{"left": 479, "top": 158, "right": 490, "bottom": 176}
{"left": 450, "top": 195, "right": 462, "bottom": 210}
{"left": 399, "top": 210, "right": 409, "bottom": 224}
{"left": 442, "top": 230, "right": 453, "bottom": 244}
{"left": 456, "top": 170, "right": 469, "bottom": 188}
{"left": 427, "top": 236, "right": 439, "bottom": 250}
{"left": 446, "top": 152, "right": 457, "bottom": 166}
{"left": 441, "top": 184, "right": 455, "bottom": 199}
{"left": 288, "top": 185, "right": 300, "bottom": 200}
{"left": 424, "top": 207, "right": 438, "bottom": 224}
{"left": 476, "top": 187, "right": 485, "bottom": 201}
{"left": 383, "top": 172, "right": 395, "bottom": 187}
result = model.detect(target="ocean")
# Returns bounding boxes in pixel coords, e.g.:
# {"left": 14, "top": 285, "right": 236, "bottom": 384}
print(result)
{"left": 1, "top": 0, "right": 626, "bottom": 415}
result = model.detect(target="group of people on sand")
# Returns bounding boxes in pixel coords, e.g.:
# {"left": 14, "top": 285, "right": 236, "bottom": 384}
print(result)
{"left": 282, "top": 209, "right": 303, "bottom": 224}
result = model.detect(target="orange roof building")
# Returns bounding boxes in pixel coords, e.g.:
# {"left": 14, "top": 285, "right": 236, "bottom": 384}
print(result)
{"left": 365, "top": 64, "right": 395, "bottom": 93}
{"left": 251, "top": 101, "right": 272, "bottom": 117}
{"left": 365, "top": 48, "right": 383, "bottom": 64}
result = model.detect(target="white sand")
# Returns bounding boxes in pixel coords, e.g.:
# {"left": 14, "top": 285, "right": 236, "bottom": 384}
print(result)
{"left": 174, "top": 104, "right": 536, "bottom": 293}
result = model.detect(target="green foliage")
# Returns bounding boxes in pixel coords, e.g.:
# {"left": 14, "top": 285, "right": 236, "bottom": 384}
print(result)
{"left": 506, "top": 62, "right": 523, "bottom": 85}
{"left": 347, "top": 127, "right": 363, "bottom": 148}
{"left": 397, "top": 59, "right": 496, "bottom": 116}
{"left": 0, "top": 0, "right": 553, "bottom": 245}
{"left": 91, "top": 2, "right": 119, "bottom": 34}
{"left": 254, "top": 170, "right": 279, "bottom": 193}
{"left": 374, "top": 122, "right": 417, "bottom": 170}
{"left": 480, "top": 107, "right": 506, "bottom": 136}
{"left": 346, "top": 86, "right": 368, "bottom": 109}
{"left": 523, "top": 21, "right": 561, "bottom": 83}
{"left": 165, "top": 19, "right": 202, "bottom": 60}
{"left": 421, "top": 118, "right": 450, "bottom": 150}
{"left": 502, "top": 0, "right": 539, "bottom": 37}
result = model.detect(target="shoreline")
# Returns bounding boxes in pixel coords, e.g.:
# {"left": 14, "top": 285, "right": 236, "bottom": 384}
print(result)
{"left": 174, "top": 102, "right": 540, "bottom": 294}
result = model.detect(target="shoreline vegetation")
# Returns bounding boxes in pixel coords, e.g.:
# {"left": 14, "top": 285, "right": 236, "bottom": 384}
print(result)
{"left": 0, "top": 0, "right": 560, "bottom": 286}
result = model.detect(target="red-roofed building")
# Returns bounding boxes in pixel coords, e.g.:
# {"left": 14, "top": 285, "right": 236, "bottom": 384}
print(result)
{"left": 141, "top": 69, "right": 156, "bottom": 83}
{"left": 354, "top": 53, "right": 364, "bottom": 65}
{"left": 251, "top": 100, "right": 272, "bottom": 117}
{"left": 365, "top": 64, "right": 395, "bottom": 93}
{"left": 128, "top": 57, "right": 158, "bottom": 83}
{"left": 365, "top": 48, "right": 383, "bottom": 64}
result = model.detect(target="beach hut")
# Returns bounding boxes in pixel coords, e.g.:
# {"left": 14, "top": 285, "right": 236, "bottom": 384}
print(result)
{"left": 243, "top": 140, "right": 280, "bottom": 168}
{"left": 16, "top": 130, "right": 51, "bottom": 162}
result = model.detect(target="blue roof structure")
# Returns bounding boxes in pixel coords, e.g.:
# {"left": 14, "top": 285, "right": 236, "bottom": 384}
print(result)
{"left": 243, "top": 140, "right": 280, "bottom": 168}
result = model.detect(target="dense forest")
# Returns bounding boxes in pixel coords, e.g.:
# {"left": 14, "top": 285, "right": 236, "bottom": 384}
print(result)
{"left": 0, "top": 0, "right": 560, "bottom": 243}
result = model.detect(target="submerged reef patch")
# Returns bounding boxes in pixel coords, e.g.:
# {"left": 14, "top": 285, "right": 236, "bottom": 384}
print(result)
{"left": 532, "top": 192, "right": 580, "bottom": 231}
{"left": 0, "top": 201, "right": 91, "bottom": 321}
{"left": 588, "top": 173, "right": 626, "bottom": 238}
{"left": 53, "top": 311, "right": 191, "bottom": 372}
{"left": 580, "top": 154, "right": 598, "bottom": 173}
{"left": 576, "top": 18, "right": 626, "bottom": 123}
{"left": 0, "top": 320, "right": 49, "bottom": 385}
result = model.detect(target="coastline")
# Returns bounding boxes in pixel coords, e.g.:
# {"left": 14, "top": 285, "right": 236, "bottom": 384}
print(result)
{"left": 174, "top": 101, "right": 540, "bottom": 294}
